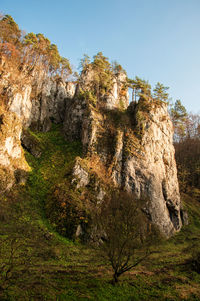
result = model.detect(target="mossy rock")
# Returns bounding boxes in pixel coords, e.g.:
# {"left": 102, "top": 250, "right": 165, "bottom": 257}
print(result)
{"left": 21, "top": 128, "right": 44, "bottom": 158}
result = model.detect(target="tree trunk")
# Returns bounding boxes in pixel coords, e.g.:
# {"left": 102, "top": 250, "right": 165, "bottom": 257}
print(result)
{"left": 112, "top": 272, "right": 119, "bottom": 285}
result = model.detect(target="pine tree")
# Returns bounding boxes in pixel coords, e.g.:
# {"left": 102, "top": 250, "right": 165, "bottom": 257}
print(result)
{"left": 170, "top": 99, "right": 188, "bottom": 141}
{"left": 153, "top": 82, "right": 169, "bottom": 102}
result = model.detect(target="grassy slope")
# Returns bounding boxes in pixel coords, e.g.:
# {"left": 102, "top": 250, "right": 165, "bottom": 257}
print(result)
{"left": 0, "top": 125, "right": 200, "bottom": 300}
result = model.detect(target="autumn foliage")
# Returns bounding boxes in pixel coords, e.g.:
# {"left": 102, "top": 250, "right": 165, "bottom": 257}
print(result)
{"left": 0, "top": 14, "right": 72, "bottom": 79}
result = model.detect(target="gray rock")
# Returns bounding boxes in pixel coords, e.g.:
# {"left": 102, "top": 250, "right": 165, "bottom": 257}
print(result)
{"left": 0, "top": 61, "right": 184, "bottom": 237}
{"left": 21, "top": 129, "right": 43, "bottom": 158}
{"left": 64, "top": 72, "right": 183, "bottom": 236}
{"left": 72, "top": 158, "right": 89, "bottom": 188}
{"left": 75, "top": 225, "right": 83, "bottom": 237}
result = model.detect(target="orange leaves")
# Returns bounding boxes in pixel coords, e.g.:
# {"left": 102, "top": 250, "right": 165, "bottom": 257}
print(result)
{"left": 0, "top": 42, "right": 20, "bottom": 59}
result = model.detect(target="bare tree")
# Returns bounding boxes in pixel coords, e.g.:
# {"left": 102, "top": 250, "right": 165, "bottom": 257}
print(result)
{"left": 95, "top": 191, "right": 160, "bottom": 284}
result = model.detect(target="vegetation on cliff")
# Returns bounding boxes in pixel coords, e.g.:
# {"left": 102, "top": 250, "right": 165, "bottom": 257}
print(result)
{"left": 0, "top": 14, "right": 72, "bottom": 87}
{"left": 0, "top": 14, "right": 200, "bottom": 301}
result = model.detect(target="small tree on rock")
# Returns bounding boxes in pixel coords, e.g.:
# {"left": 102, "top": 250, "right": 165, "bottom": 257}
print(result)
{"left": 153, "top": 82, "right": 169, "bottom": 102}
{"left": 128, "top": 77, "right": 151, "bottom": 102}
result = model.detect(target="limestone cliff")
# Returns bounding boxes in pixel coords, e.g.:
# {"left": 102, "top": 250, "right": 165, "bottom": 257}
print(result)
{"left": 63, "top": 68, "right": 182, "bottom": 236}
{"left": 0, "top": 58, "right": 183, "bottom": 236}
{"left": 0, "top": 107, "right": 29, "bottom": 191}
{"left": 0, "top": 61, "right": 75, "bottom": 191}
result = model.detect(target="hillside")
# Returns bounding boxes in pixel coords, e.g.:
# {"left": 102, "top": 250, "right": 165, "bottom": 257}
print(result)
{"left": 0, "top": 15, "right": 200, "bottom": 300}
{"left": 0, "top": 125, "right": 200, "bottom": 300}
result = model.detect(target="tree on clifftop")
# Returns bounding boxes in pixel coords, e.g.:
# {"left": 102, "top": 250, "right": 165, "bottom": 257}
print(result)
{"left": 0, "top": 14, "right": 72, "bottom": 80}
{"left": 0, "top": 14, "right": 21, "bottom": 46}
{"left": 79, "top": 53, "right": 91, "bottom": 71}
{"left": 128, "top": 76, "right": 151, "bottom": 102}
{"left": 92, "top": 52, "right": 113, "bottom": 97}
{"left": 23, "top": 32, "right": 72, "bottom": 76}
{"left": 153, "top": 82, "right": 169, "bottom": 102}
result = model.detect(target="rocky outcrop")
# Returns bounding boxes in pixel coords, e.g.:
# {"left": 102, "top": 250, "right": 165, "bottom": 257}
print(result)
{"left": 8, "top": 77, "right": 76, "bottom": 131}
{"left": 0, "top": 108, "right": 30, "bottom": 192}
{"left": 0, "top": 59, "right": 183, "bottom": 236}
{"left": 105, "top": 71, "right": 129, "bottom": 110}
{"left": 63, "top": 68, "right": 129, "bottom": 143}
{"left": 0, "top": 64, "right": 75, "bottom": 191}
{"left": 63, "top": 68, "right": 182, "bottom": 236}
{"left": 21, "top": 129, "right": 43, "bottom": 158}
{"left": 119, "top": 101, "right": 182, "bottom": 235}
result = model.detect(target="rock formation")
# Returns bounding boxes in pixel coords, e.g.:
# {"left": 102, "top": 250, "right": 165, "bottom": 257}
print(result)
{"left": 63, "top": 67, "right": 182, "bottom": 236}
{"left": 0, "top": 61, "right": 75, "bottom": 191}
{"left": 0, "top": 57, "right": 183, "bottom": 236}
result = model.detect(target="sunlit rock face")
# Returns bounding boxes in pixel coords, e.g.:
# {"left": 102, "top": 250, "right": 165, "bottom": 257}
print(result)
{"left": 0, "top": 109, "right": 30, "bottom": 192}
{"left": 63, "top": 66, "right": 182, "bottom": 236}
{"left": 0, "top": 61, "right": 182, "bottom": 236}
{"left": 113, "top": 101, "right": 182, "bottom": 236}
{"left": 105, "top": 71, "right": 129, "bottom": 110}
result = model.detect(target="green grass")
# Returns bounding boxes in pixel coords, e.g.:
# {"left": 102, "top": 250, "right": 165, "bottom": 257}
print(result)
{"left": 0, "top": 124, "right": 200, "bottom": 300}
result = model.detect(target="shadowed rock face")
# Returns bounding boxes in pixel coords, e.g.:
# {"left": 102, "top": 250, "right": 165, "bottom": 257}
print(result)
{"left": 8, "top": 77, "right": 76, "bottom": 131}
{"left": 63, "top": 69, "right": 129, "bottom": 142}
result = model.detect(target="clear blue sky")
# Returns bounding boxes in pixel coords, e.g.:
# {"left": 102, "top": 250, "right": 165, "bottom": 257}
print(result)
{"left": 1, "top": 0, "right": 200, "bottom": 112}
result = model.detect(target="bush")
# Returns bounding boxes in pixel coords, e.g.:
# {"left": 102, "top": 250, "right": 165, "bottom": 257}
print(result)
{"left": 45, "top": 183, "right": 90, "bottom": 240}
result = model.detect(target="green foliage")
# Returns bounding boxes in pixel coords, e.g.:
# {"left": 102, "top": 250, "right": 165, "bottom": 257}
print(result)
{"left": 0, "top": 236, "right": 32, "bottom": 294}
{"left": 1, "top": 125, "right": 200, "bottom": 299}
{"left": 23, "top": 32, "right": 38, "bottom": 46}
{"left": 0, "top": 14, "right": 72, "bottom": 78}
{"left": 0, "top": 14, "right": 21, "bottom": 45}
{"left": 23, "top": 32, "right": 72, "bottom": 76}
{"left": 46, "top": 183, "right": 90, "bottom": 240}
{"left": 60, "top": 56, "right": 72, "bottom": 79}
{"left": 78, "top": 88, "right": 97, "bottom": 106}
{"left": 92, "top": 52, "right": 113, "bottom": 97}
{"left": 153, "top": 82, "right": 169, "bottom": 102}
{"left": 79, "top": 53, "right": 91, "bottom": 71}
{"left": 92, "top": 52, "right": 111, "bottom": 73}
{"left": 128, "top": 76, "right": 151, "bottom": 102}
{"left": 79, "top": 52, "right": 115, "bottom": 99}
{"left": 24, "top": 125, "right": 87, "bottom": 241}
{"left": 170, "top": 99, "right": 188, "bottom": 141}
{"left": 111, "top": 60, "right": 126, "bottom": 75}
